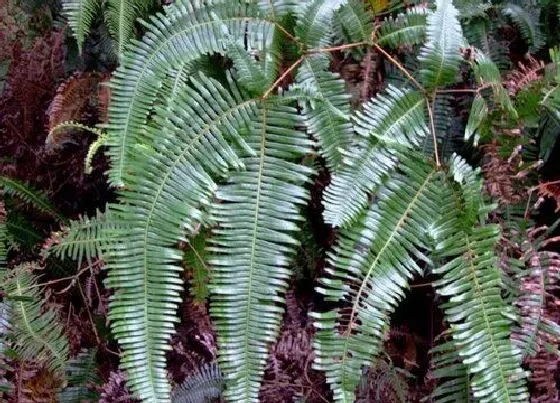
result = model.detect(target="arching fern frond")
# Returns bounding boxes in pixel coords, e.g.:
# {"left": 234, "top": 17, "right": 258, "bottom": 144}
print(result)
{"left": 209, "top": 100, "right": 313, "bottom": 402}
{"left": 502, "top": 3, "right": 543, "bottom": 52}
{"left": 171, "top": 362, "right": 223, "bottom": 403}
{"left": 105, "top": 0, "right": 278, "bottom": 186}
{"left": 418, "top": 0, "right": 464, "bottom": 89}
{"left": 62, "top": 0, "right": 100, "bottom": 54}
{"left": 432, "top": 156, "right": 529, "bottom": 403}
{"left": 2, "top": 265, "right": 69, "bottom": 373}
{"left": 293, "top": 54, "right": 353, "bottom": 170}
{"left": 322, "top": 86, "right": 429, "bottom": 227}
{"left": 105, "top": 73, "right": 258, "bottom": 401}
{"left": 314, "top": 154, "right": 440, "bottom": 402}
{"left": 0, "top": 176, "right": 64, "bottom": 222}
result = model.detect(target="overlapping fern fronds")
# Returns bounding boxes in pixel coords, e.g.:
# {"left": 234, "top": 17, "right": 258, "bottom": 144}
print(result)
{"left": 62, "top": 0, "right": 100, "bottom": 53}
{"left": 314, "top": 154, "right": 441, "bottom": 401}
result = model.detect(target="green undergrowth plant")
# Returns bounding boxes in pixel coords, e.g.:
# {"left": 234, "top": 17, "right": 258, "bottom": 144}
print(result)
{"left": 47, "top": 0, "right": 560, "bottom": 402}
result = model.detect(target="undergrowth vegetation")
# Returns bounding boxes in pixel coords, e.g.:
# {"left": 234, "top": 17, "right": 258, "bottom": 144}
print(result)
{"left": 1, "top": 0, "right": 560, "bottom": 402}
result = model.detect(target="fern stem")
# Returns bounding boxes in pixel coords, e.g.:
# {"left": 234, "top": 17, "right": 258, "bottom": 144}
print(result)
{"left": 426, "top": 98, "right": 441, "bottom": 167}
{"left": 308, "top": 41, "right": 369, "bottom": 54}
{"left": 262, "top": 57, "right": 304, "bottom": 99}
{"left": 372, "top": 43, "right": 424, "bottom": 92}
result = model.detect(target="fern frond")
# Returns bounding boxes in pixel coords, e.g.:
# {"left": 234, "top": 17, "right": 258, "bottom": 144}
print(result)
{"left": 0, "top": 176, "right": 64, "bottom": 222}
{"left": 185, "top": 231, "right": 210, "bottom": 305}
{"left": 105, "top": 0, "right": 279, "bottom": 186}
{"left": 171, "top": 362, "right": 223, "bottom": 403}
{"left": 62, "top": 0, "right": 100, "bottom": 53}
{"left": 429, "top": 339, "right": 472, "bottom": 403}
{"left": 432, "top": 156, "right": 529, "bottom": 403}
{"left": 293, "top": 54, "right": 353, "bottom": 170}
{"left": 105, "top": 73, "right": 258, "bottom": 401}
{"left": 105, "top": 0, "right": 155, "bottom": 58}
{"left": 513, "top": 250, "right": 560, "bottom": 360}
{"left": 209, "top": 100, "right": 313, "bottom": 402}
{"left": 58, "top": 349, "right": 100, "bottom": 402}
{"left": 295, "top": 0, "right": 346, "bottom": 49}
{"left": 228, "top": 41, "right": 275, "bottom": 97}
{"left": 0, "top": 202, "right": 6, "bottom": 272}
{"left": 377, "top": 6, "right": 429, "bottom": 49}
{"left": 333, "top": 0, "right": 374, "bottom": 45}
{"left": 5, "top": 212, "right": 43, "bottom": 251}
{"left": 464, "top": 94, "right": 489, "bottom": 146}
{"left": 502, "top": 3, "right": 544, "bottom": 52}
{"left": 322, "top": 85, "right": 429, "bottom": 227}
{"left": 418, "top": 0, "right": 464, "bottom": 89}
{"left": 47, "top": 209, "right": 113, "bottom": 266}
{"left": 2, "top": 265, "right": 69, "bottom": 373}
{"left": 314, "top": 154, "right": 440, "bottom": 402}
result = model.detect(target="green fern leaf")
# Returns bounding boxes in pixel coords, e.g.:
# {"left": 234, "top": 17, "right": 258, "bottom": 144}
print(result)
{"left": 62, "top": 0, "right": 100, "bottom": 54}
{"left": 2, "top": 266, "right": 69, "bottom": 373}
{"left": 58, "top": 349, "right": 100, "bottom": 402}
{"left": 185, "top": 231, "right": 210, "bottom": 305}
{"left": 47, "top": 209, "right": 114, "bottom": 266}
{"left": 430, "top": 339, "right": 472, "bottom": 403}
{"left": 104, "top": 0, "right": 278, "bottom": 187}
{"left": 209, "top": 100, "right": 313, "bottom": 402}
{"left": 502, "top": 3, "right": 543, "bottom": 52}
{"left": 322, "top": 85, "right": 429, "bottom": 227}
{"left": 294, "top": 54, "right": 353, "bottom": 170}
{"left": 333, "top": 0, "right": 374, "bottom": 45}
{"left": 105, "top": 73, "right": 258, "bottom": 401}
{"left": 0, "top": 176, "right": 64, "bottom": 222}
{"left": 464, "top": 94, "right": 488, "bottom": 146}
{"left": 432, "top": 156, "right": 529, "bottom": 403}
{"left": 171, "top": 362, "right": 223, "bottom": 403}
{"left": 105, "top": 0, "right": 155, "bottom": 58}
{"left": 418, "top": 0, "right": 464, "bottom": 89}
{"left": 377, "top": 6, "right": 429, "bottom": 49}
{"left": 295, "top": 0, "right": 346, "bottom": 49}
{"left": 314, "top": 154, "right": 440, "bottom": 401}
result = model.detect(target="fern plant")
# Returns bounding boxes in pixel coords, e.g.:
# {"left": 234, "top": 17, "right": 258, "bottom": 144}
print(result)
{"left": 51, "top": 0, "right": 551, "bottom": 402}
{"left": 62, "top": 0, "right": 157, "bottom": 57}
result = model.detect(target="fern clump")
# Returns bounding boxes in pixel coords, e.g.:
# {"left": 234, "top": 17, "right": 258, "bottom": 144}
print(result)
{"left": 53, "top": 0, "right": 554, "bottom": 401}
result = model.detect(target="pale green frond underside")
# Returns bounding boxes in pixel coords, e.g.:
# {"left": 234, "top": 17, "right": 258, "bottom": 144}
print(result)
{"left": 464, "top": 94, "right": 488, "bottom": 146}
{"left": 0, "top": 176, "right": 64, "bottom": 222}
{"left": 2, "top": 266, "right": 69, "bottom": 373}
{"left": 418, "top": 0, "right": 464, "bottom": 89}
{"left": 322, "top": 85, "right": 429, "bottom": 227}
{"left": 294, "top": 54, "right": 353, "bottom": 170}
{"left": 104, "top": 0, "right": 277, "bottom": 187}
{"left": 314, "top": 155, "right": 439, "bottom": 402}
{"left": 209, "top": 101, "right": 313, "bottom": 402}
{"left": 62, "top": 0, "right": 100, "bottom": 53}
{"left": 377, "top": 6, "right": 429, "bottom": 49}
{"left": 432, "top": 157, "right": 528, "bottom": 403}
{"left": 105, "top": 73, "right": 258, "bottom": 401}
